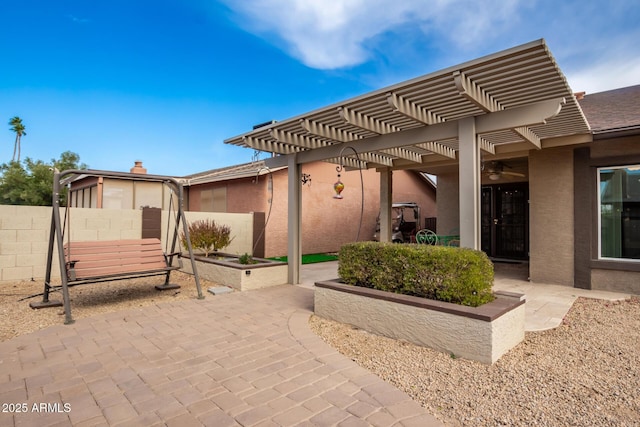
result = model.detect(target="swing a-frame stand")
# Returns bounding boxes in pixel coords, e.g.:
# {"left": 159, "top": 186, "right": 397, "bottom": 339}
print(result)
{"left": 30, "top": 169, "right": 204, "bottom": 324}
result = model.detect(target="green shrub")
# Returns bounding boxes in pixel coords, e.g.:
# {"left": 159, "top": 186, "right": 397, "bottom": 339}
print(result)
{"left": 182, "top": 219, "right": 233, "bottom": 257}
{"left": 338, "top": 242, "right": 494, "bottom": 307}
{"left": 238, "top": 253, "right": 258, "bottom": 265}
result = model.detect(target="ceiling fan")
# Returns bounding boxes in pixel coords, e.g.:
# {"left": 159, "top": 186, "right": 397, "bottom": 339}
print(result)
{"left": 482, "top": 161, "right": 526, "bottom": 181}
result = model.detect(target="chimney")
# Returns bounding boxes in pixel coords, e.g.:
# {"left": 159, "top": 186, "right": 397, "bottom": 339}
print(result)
{"left": 130, "top": 161, "right": 147, "bottom": 174}
{"left": 574, "top": 91, "right": 586, "bottom": 100}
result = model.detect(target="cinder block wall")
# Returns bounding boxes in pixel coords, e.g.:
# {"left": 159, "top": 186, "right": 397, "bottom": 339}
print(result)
{"left": 0, "top": 206, "right": 254, "bottom": 283}
{"left": 0, "top": 206, "right": 53, "bottom": 282}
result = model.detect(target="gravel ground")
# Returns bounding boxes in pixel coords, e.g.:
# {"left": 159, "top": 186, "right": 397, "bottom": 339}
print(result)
{"left": 310, "top": 297, "right": 640, "bottom": 427}
{"left": 0, "top": 271, "right": 220, "bottom": 342}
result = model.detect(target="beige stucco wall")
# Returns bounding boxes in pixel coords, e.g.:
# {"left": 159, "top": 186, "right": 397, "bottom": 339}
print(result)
{"left": 181, "top": 259, "right": 288, "bottom": 291}
{"left": 299, "top": 162, "right": 382, "bottom": 256}
{"left": 529, "top": 146, "right": 575, "bottom": 286}
{"left": 0, "top": 205, "right": 255, "bottom": 283}
{"left": 392, "top": 170, "right": 437, "bottom": 227}
{"left": 435, "top": 172, "right": 460, "bottom": 234}
{"left": 176, "top": 211, "right": 254, "bottom": 256}
{"left": 315, "top": 285, "right": 525, "bottom": 364}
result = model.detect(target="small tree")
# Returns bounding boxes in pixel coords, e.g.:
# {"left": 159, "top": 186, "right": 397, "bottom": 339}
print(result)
{"left": 0, "top": 151, "right": 87, "bottom": 206}
{"left": 183, "top": 219, "right": 233, "bottom": 256}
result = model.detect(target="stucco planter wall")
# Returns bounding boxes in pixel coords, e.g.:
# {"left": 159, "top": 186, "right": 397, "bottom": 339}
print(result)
{"left": 181, "top": 254, "right": 287, "bottom": 291}
{"left": 315, "top": 280, "right": 526, "bottom": 364}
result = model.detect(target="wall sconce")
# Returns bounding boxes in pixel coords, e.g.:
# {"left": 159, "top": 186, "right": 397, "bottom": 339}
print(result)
{"left": 301, "top": 173, "right": 312, "bottom": 186}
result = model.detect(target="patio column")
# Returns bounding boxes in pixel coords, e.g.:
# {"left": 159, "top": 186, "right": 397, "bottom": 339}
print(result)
{"left": 458, "top": 116, "right": 481, "bottom": 249}
{"left": 287, "top": 154, "right": 302, "bottom": 284}
{"left": 379, "top": 168, "right": 392, "bottom": 242}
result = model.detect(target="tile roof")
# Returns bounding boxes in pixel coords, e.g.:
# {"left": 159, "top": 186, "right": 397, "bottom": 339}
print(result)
{"left": 181, "top": 160, "right": 282, "bottom": 185}
{"left": 579, "top": 85, "right": 640, "bottom": 133}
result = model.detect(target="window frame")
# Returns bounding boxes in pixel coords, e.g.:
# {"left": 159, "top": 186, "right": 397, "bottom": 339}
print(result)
{"left": 597, "top": 164, "right": 640, "bottom": 262}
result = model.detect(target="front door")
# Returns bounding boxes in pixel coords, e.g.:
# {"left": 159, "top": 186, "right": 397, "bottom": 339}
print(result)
{"left": 481, "top": 183, "right": 529, "bottom": 259}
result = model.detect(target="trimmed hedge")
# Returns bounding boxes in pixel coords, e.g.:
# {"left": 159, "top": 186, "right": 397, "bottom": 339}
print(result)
{"left": 338, "top": 242, "right": 495, "bottom": 307}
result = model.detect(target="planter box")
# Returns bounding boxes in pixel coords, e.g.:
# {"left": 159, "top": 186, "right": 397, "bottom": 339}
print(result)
{"left": 315, "top": 280, "right": 526, "bottom": 364}
{"left": 181, "top": 254, "right": 288, "bottom": 291}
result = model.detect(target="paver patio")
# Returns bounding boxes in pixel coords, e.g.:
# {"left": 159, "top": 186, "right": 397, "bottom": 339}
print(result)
{"left": 0, "top": 283, "right": 442, "bottom": 426}
{"left": 2, "top": 261, "right": 631, "bottom": 426}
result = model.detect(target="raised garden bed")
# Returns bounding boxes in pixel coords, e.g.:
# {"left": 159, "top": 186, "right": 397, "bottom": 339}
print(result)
{"left": 181, "top": 253, "right": 287, "bottom": 292}
{"left": 314, "top": 279, "right": 525, "bottom": 364}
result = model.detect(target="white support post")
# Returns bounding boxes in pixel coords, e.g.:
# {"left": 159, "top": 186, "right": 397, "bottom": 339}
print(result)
{"left": 458, "top": 117, "right": 481, "bottom": 249}
{"left": 287, "top": 154, "right": 302, "bottom": 284}
{"left": 379, "top": 168, "right": 393, "bottom": 242}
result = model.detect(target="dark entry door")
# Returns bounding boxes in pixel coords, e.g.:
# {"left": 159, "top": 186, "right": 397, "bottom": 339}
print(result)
{"left": 481, "top": 184, "right": 529, "bottom": 259}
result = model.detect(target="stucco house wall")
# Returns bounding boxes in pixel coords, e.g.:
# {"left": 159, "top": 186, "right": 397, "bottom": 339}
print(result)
{"left": 435, "top": 172, "right": 459, "bottom": 235}
{"left": 186, "top": 161, "right": 437, "bottom": 258}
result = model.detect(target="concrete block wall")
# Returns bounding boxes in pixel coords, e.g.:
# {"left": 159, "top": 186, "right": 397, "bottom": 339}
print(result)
{"left": 0, "top": 206, "right": 53, "bottom": 282}
{"left": 0, "top": 206, "right": 255, "bottom": 283}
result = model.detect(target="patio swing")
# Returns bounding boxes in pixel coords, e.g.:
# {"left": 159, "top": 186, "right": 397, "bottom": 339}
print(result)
{"left": 29, "top": 169, "right": 204, "bottom": 324}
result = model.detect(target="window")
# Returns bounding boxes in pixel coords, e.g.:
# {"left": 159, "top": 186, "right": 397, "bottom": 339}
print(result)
{"left": 598, "top": 165, "right": 640, "bottom": 260}
{"left": 200, "top": 187, "right": 227, "bottom": 212}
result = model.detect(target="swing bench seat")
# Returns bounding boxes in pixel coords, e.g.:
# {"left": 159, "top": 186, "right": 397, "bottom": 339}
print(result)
{"left": 63, "top": 238, "right": 182, "bottom": 285}
{"left": 30, "top": 238, "right": 183, "bottom": 316}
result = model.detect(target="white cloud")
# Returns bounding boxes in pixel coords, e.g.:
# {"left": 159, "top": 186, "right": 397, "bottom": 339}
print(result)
{"left": 566, "top": 57, "right": 640, "bottom": 95}
{"left": 67, "top": 14, "right": 90, "bottom": 24}
{"left": 556, "top": 23, "right": 640, "bottom": 94}
{"left": 217, "top": 0, "right": 528, "bottom": 69}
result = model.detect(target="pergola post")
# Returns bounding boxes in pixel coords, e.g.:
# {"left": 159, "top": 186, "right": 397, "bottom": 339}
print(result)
{"left": 458, "top": 117, "right": 481, "bottom": 249}
{"left": 379, "top": 168, "right": 393, "bottom": 242}
{"left": 287, "top": 154, "right": 302, "bottom": 284}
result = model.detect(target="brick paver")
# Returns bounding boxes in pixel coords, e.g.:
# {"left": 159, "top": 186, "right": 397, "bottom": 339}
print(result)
{"left": 0, "top": 285, "right": 442, "bottom": 426}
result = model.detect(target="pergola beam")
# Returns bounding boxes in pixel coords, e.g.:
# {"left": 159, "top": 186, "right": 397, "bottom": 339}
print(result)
{"left": 270, "top": 128, "right": 329, "bottom": 149}
{"left": 300, "top": 118, "right": 361, "bottom": 143}
{"left": 454, "top": 70, "right": 543, "bottom": 150}
{"left": 264, "top": 97, "right": 564, "bottom": 168}
{"left": 454, "top": 71, "right": 503, "bottom": 112}
{"left": 302, "top": 117, "right": 418, "bottom": 165}
{"left": 338, "top": 106, "right": 398, "bottom": 134}
{"left": 513, "top": 126, "right": 541, "bottom": 149}
{"left": 345, "top": 152, "right": 394, "bottom": 167}
{"left": 416, "top": 142, "right": 457, "bottom": 159}
{"left": 380, "top": 147, "right": 423, "bottom": 163}
{"left": 242, "top": 136, "right": 305, "bottom": 155}
{"left": 475, "top": 97, "right": 565, "bottom": 134}
{"left": 386, "top": 92, "right": 446, "bottom": 125}
{"left": 478, "top": 138, "right": 496, "bottom": 154}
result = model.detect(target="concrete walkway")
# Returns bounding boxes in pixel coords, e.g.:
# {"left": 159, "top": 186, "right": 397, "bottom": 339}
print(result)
{"left": 301, "top": 261, "right": 632, "bottom": 331}
{"left": 0, "top": 281, "right": 442, "bottom": 426}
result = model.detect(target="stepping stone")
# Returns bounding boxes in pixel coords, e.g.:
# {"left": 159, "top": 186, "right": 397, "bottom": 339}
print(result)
{"left": 208, "top": 286, "right": 233, "bottom": 295}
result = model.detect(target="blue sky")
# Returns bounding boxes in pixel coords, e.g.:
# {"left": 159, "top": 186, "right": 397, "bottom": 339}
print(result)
{"left": 2, "top": 0, "right": 639, "bottom": 176}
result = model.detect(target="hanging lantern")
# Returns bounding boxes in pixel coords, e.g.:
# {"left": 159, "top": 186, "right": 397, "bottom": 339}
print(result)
{"left": 333, "top": 178, "right": 344, "bottom": 199}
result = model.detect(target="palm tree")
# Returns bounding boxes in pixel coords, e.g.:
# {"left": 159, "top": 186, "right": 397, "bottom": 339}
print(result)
{"left": 9, "top": 116, "right": 26, "bottom": 162}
